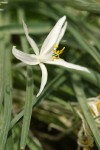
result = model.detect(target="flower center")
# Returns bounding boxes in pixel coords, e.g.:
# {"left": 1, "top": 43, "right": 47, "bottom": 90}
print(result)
{"left": 39, "top": 57, "right": 46, "bottom": 63}
{"left": 52, "top": 44, "right": 65, "bottom": 61}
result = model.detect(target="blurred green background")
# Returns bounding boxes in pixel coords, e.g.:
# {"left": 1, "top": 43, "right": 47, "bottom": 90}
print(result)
{"left": 0, "top": 0, "right": 100, "bottom": 150}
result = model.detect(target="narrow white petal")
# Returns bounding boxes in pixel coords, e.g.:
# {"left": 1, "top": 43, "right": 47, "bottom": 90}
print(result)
{"left": 22, "top": 20, "right": 39, "bottom": 55}
{"left": 45, "top": 59, "right": 90, "bottom": 72}
{"left": 12, "top": 46, "right": 39, "bottom": 65}
{"left": 88, "top": 101, "right": 99, "bottom": 116}
{"left": 36, "top": 63, "right": 48, "bottom": 97}
{"left": 77, "top": 110, "right": 92, "bottom": 137}
{"left": 43, "top": 22, "right": 67, "bottom": 60}
{"left": 40, "top": 16, "right": 66, "bottom": 56}
{"left": 56, "top": 22, "right": 67, "bottom": 46}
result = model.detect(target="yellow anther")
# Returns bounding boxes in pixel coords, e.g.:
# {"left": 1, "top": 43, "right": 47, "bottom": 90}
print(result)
{"left": 52, "top": 44, "right": 65, "bottom": 61}
{"left": 83, "top": 148, "right": 90, "bottom": 150}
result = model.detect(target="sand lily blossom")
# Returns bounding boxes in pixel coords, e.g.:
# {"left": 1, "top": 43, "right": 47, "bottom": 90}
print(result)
{"left": 88, "top": 96, "right": 100, "bottom": 123}
{"left": 12, "top": 16, "right": 90, "bottom": 97}
{"left": 77, "top": 111, "right": 94, "bottom": 150}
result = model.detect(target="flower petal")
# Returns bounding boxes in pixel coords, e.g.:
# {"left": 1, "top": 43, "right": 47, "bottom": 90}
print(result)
{"left": 56, "top": 22, "right": 67, "bottom": 46}
{"left": 23, "top": 20, "right": 39, "bottom": 55}
{"left": 45, "top": 59, "right": 90, "bottom": 72}
{"left": 12, "top": 46, "right": 39, "bottom": 65}
{"left": 88, "top": 101, "right": 99, "bottom": 117}
{"left": 43, "top": 22, "right": 67, "bottom": 60}
{"left": 36, "top": 63, "right": 48, "bottom": 97}
{"left": 40, "top": 16, "right": 66, "bottom": 56}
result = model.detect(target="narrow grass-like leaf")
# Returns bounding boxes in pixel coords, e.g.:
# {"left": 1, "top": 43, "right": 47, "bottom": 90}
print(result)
{"left": 0, "top": 16, "right": 12, "bottom": 150}
{"left": 17, "top": 8, "right": 35, "bottom": 149}
{"left": 20, "top": 66, "right": 33, "bottom": 150}
{"left": 72, "top": 74, "right": 100, "bottom": 149}
{"left": 5, "top": 133, "right": 14, "bottom": 150}
{"left": 10, "top": 66, "right": 100, "bottom": 130}
{"left": 0, "top": 13, "right": 5, "bottom": 108}
{"left": 10, "top": 71, "right": 65, "bottom": 129}
{"left": 0, "top": 55, "right": 12, "bottom": 149}
{"left": 12, "top": 124, "right": 43, "bottom": 150}
{"left": 27, "top": 135, "right": 43, "bottom": 150}
{"left": 43, "top": 0, "right": 100, "bottom": 13}
{"left": 0, "top": 23, "right": 51, "bottom": 34}
{"left": 68, "top": 24, "right": 100, "bottom": 65}
{"left": 83, "top": 23, "right": 100, "bottom": 53}
{"left": 52, "top": 4, "right": 100, "bottom": 65}
{"left": 68, "top": 68, "right": 100, "bottom": 88}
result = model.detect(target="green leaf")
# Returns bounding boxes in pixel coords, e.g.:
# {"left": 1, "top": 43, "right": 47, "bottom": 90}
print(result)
{"left": 27, "top": 135, "right": 43, "bottom": 150}
{"left": 72, "top": 74, "right": 100, "bottom": 149}
{"left": 0, "top": 14, "right": 12, "bottom": 150}
{"left": 68, "top": 24, "right": 100, "bottom": 65}
{"left": 0, "top": 13, "right": 5, "bottom": 108}
{"left": 5, "top": 133, "right": 14, "bottom": 150}
{"left": 20, "top": 66, "right": 33, "bottom": 150}
{"left": 10, "top": 71, "right": 65, "bottom": 129}
{"left": 0, "top": 23, "right": 51, "bottom": 34}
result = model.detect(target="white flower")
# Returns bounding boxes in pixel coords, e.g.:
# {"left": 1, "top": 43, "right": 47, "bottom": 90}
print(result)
{"left": 12, "top": 16, "right": 90, "bottom": 97}
{"left": 88, "top": 96, "right": 100, "bottom": 121}
{"left": 77, "top": 111, "right": 94, "bottom": 149}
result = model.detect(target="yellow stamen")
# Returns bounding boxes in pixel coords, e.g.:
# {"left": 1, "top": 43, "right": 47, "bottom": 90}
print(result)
{"left": 52, "top": 44, "right": 65, "bottom": 61}
{"left": 83, "top": 148, "right": 90, "bottom": 150}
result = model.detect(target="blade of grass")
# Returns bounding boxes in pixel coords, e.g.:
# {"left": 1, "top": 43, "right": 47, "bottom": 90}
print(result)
{"left": 43, "top": 0, "right": 100, "bottom": 13}
{"left": 0, "top": 13, "right": 12, "bottom": 150}
{"left": 10, "top": 70, "right": 65, "bottom": 129}
{"left": 69, "top": 68, "right": 100, "bottom": 88}
{"left": 17, "top": 8, "right": 35, "bottom": 150}
{"left": 27, "top": 135, "right": 43, "bottom": 150}
{"left": 0, "top": 23, "right": 51, "bottom": 34}
{"left": 83, "top": 23, "right": 100, "bottom": 52}
{"left": 20, "top": 65, "right": 33, "bottom": 150}
{"left": 5, "top": 133, "right": 14, "bottom": 150}
{"left": 0, "top": 13, "right": 5, "bottom": 108}
{"left": 52, "top": 4, "right": 100, "bottom": 65}
{"left": 10, "top": 65, "right": 100, "bottom": 130}
{"left": 72, "top": 74, "right": 100, "bottom": 149}
{"left": 68, "top": 24, "right": 100, "bottom": 65}
{"left": 12, "top": 124, "right": 43, "bottom": 150}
